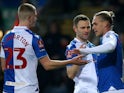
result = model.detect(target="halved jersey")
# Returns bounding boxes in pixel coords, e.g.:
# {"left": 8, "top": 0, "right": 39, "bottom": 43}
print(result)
{"left": 1, "top": 26, "right": 47, "bottom": 93}
{"left": 65, "top": 38, "right": 98, "bottom": 93}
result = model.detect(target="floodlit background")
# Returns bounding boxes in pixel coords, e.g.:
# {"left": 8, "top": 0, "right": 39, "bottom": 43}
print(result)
{"left": 0, "top": 0, "right": 124, "bottom": 93}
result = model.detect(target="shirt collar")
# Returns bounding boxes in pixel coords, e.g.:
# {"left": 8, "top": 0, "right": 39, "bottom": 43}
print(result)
{"left": 102, "top": 30, "right": 115, "bottom": 38}
{"left": 13, "top": 26, "right": 29, "bottom": 29}
{"left": 74, "top": 38, "right": 88, "bottom": 44}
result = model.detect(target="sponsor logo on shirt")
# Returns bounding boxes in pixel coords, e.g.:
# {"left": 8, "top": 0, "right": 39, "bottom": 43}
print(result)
{"left": 67, "top": 50, "right": 72, "bottom": 58}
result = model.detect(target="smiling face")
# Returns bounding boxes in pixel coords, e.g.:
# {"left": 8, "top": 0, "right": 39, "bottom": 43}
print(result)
{"left": 74, "top": 20, "right": 91, "bottom": 42}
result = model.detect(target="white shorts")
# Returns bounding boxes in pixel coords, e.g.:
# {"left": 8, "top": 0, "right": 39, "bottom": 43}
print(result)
{"left": 3, "top": 84, "right": 39, "bottom": 93}
{"left": 74, "top": 87, "right": 98, "bottom": 93}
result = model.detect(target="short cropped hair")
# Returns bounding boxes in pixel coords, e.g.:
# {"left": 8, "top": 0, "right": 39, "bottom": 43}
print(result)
{"left": 94, "top": 11, "right": 115, "bottom": 26}
{"left": 73, "top": 14, "right": 90, "bottom": 26}
{"left": 18, "top": 3, "right": 36, "bottom": 21}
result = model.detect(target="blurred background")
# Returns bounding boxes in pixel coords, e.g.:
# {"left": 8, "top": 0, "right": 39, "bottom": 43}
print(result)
{"left": 0, "top": 0, "right": 124, "bottom": 93}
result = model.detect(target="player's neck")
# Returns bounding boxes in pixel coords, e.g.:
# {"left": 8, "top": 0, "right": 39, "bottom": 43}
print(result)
{"left": 76, "top": 37, "right": 87, "bottom": 43}
{"left": 103, "top": 27, "right": 111, "bottom": 35}
{"left": 18, "top": 22, "right": 29, "bottom": 28}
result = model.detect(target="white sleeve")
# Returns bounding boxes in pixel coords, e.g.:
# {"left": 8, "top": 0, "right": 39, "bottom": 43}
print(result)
{"left": 79, "top": 34, "right": 117, "bottom": 54}
{"left": 0, "top": 46, "right": 5, "bottom": 58}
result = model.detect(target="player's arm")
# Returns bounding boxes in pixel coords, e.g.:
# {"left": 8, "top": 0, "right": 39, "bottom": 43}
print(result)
{"left": 39, "top": 55, "right": 87, "bottom": 70}
{"left": 73, "top": 34, "right": 117, "bottom": 55}
{"left": 0, "top": 45, "right": 6, "bottom": 71}
{"left": 0, "top": 57, "right": 5, "bottom": 71}
{"left": 33, "top": 36, "right": 87, "bottom": 70}
{"left": 66, "top": 65, "right": 80, "bottom": 79}
{"left": 65, "top": 48, "right": 83, "bottom": 80}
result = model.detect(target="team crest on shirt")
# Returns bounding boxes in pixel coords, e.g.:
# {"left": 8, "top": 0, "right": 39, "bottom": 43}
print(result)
{"left": 38, "top": 40, "right": 44, "bottom": 48}
{"left": 66, "top": 50, "right": 72, "bottom": 58}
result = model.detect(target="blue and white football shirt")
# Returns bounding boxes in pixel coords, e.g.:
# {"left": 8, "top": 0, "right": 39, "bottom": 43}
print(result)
{"left": 1, "top": 26, "right": 48, "bottom": 93}
{"left": 97, "top": 31, "right": 124, "bottom": 92}
{"left": 65, "top": 38, "right": 98, "bottom": 93}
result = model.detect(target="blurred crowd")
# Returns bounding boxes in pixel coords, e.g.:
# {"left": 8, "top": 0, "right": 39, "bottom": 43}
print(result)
{"left": 0, "top": 0, "right": 124, "bottom": 93}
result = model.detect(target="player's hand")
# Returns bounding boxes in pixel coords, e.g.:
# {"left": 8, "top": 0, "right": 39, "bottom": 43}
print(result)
{"left": 70, "top": 55, "right": 88, "bottom": 65}
{"left": 71, "top": 49, "right": 81, "bottom": 55}
{"left": 71, "top": 44, "right": 86, "bottom": 55}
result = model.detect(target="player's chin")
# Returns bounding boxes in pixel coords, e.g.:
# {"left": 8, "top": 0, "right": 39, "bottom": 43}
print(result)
{"left": 83, "top": 35, "right": 89, "bottom": 40}
{"left": 94, "top": 32, "right": 99, "bottom": 36}
{"left": 95, "top": 33, "right": 100, "bottom": 37}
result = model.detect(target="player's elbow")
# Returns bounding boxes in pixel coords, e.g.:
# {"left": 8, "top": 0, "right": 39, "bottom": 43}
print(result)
{"left": 43, "top": 63, "right": 57, "bottom": 70}
{"left": 0, "top": 65, "right": 5, "bottom": 71}
{"left": 67, "top": 75, "right": 74, "bottom": 80}
{"left": 107, "top": 43, "right": 116, "bottom": 52}
{"left": 39, "top": 57, "right": 55, "bottom": 70}
{"left": 1, "top": 67, "right": 5, "bottom": 71}
{"left": 41, "top": 62, "right": 53, "bottom": 71}
{"left": 43, "top": 65, "right": 53, "bottom": 71}
{"left": 67, "top": 72, "right": 75, "bottom": 80}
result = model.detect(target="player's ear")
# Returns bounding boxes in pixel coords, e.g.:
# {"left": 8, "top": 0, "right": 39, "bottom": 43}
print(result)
{"left": 73, "top": 25, "right": 77, "bottom": 33}
{"left": 103, "top": 21, "right": 108, "bottom": 28}
{"left": 105, "top": 22, "right": 111, "bottom": 28}
{"left": 28, "top": 15, "right": 32, "bottom": 21}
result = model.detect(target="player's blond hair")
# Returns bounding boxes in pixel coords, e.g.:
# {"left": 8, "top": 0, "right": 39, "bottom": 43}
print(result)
{"left": 18, "top": 3, "right": 36, "bottom": 21}
{"left": 94, "top": 11, "right": 115, "bottom": 27}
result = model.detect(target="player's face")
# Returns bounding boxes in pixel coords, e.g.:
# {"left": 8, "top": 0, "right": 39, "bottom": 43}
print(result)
{"left": 92, "top": 16, "right": 105, "bottom": 37}
{"left": 74, "top": 20, "right": 91, "bottom": 42}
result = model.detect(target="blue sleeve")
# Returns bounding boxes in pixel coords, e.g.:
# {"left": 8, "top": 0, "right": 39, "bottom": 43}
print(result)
{"left": 65, "top": 46, "right": 78, "bottom": 60}
{"left": 32, "top": 35, "right": 48, "bottom": 59}
{"left": 65, "top": 44, "right": 78, "bottom": 66}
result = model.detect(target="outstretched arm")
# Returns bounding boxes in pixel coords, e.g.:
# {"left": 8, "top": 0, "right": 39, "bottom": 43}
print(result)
{"left": 79, "top": 42, "right": 116, "bottom": 54}
{"left": 72, "top": 34, "right": 117, "bottom": 55}
{"left": 39, "top": 55, "right": 88, "bottom": 70}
